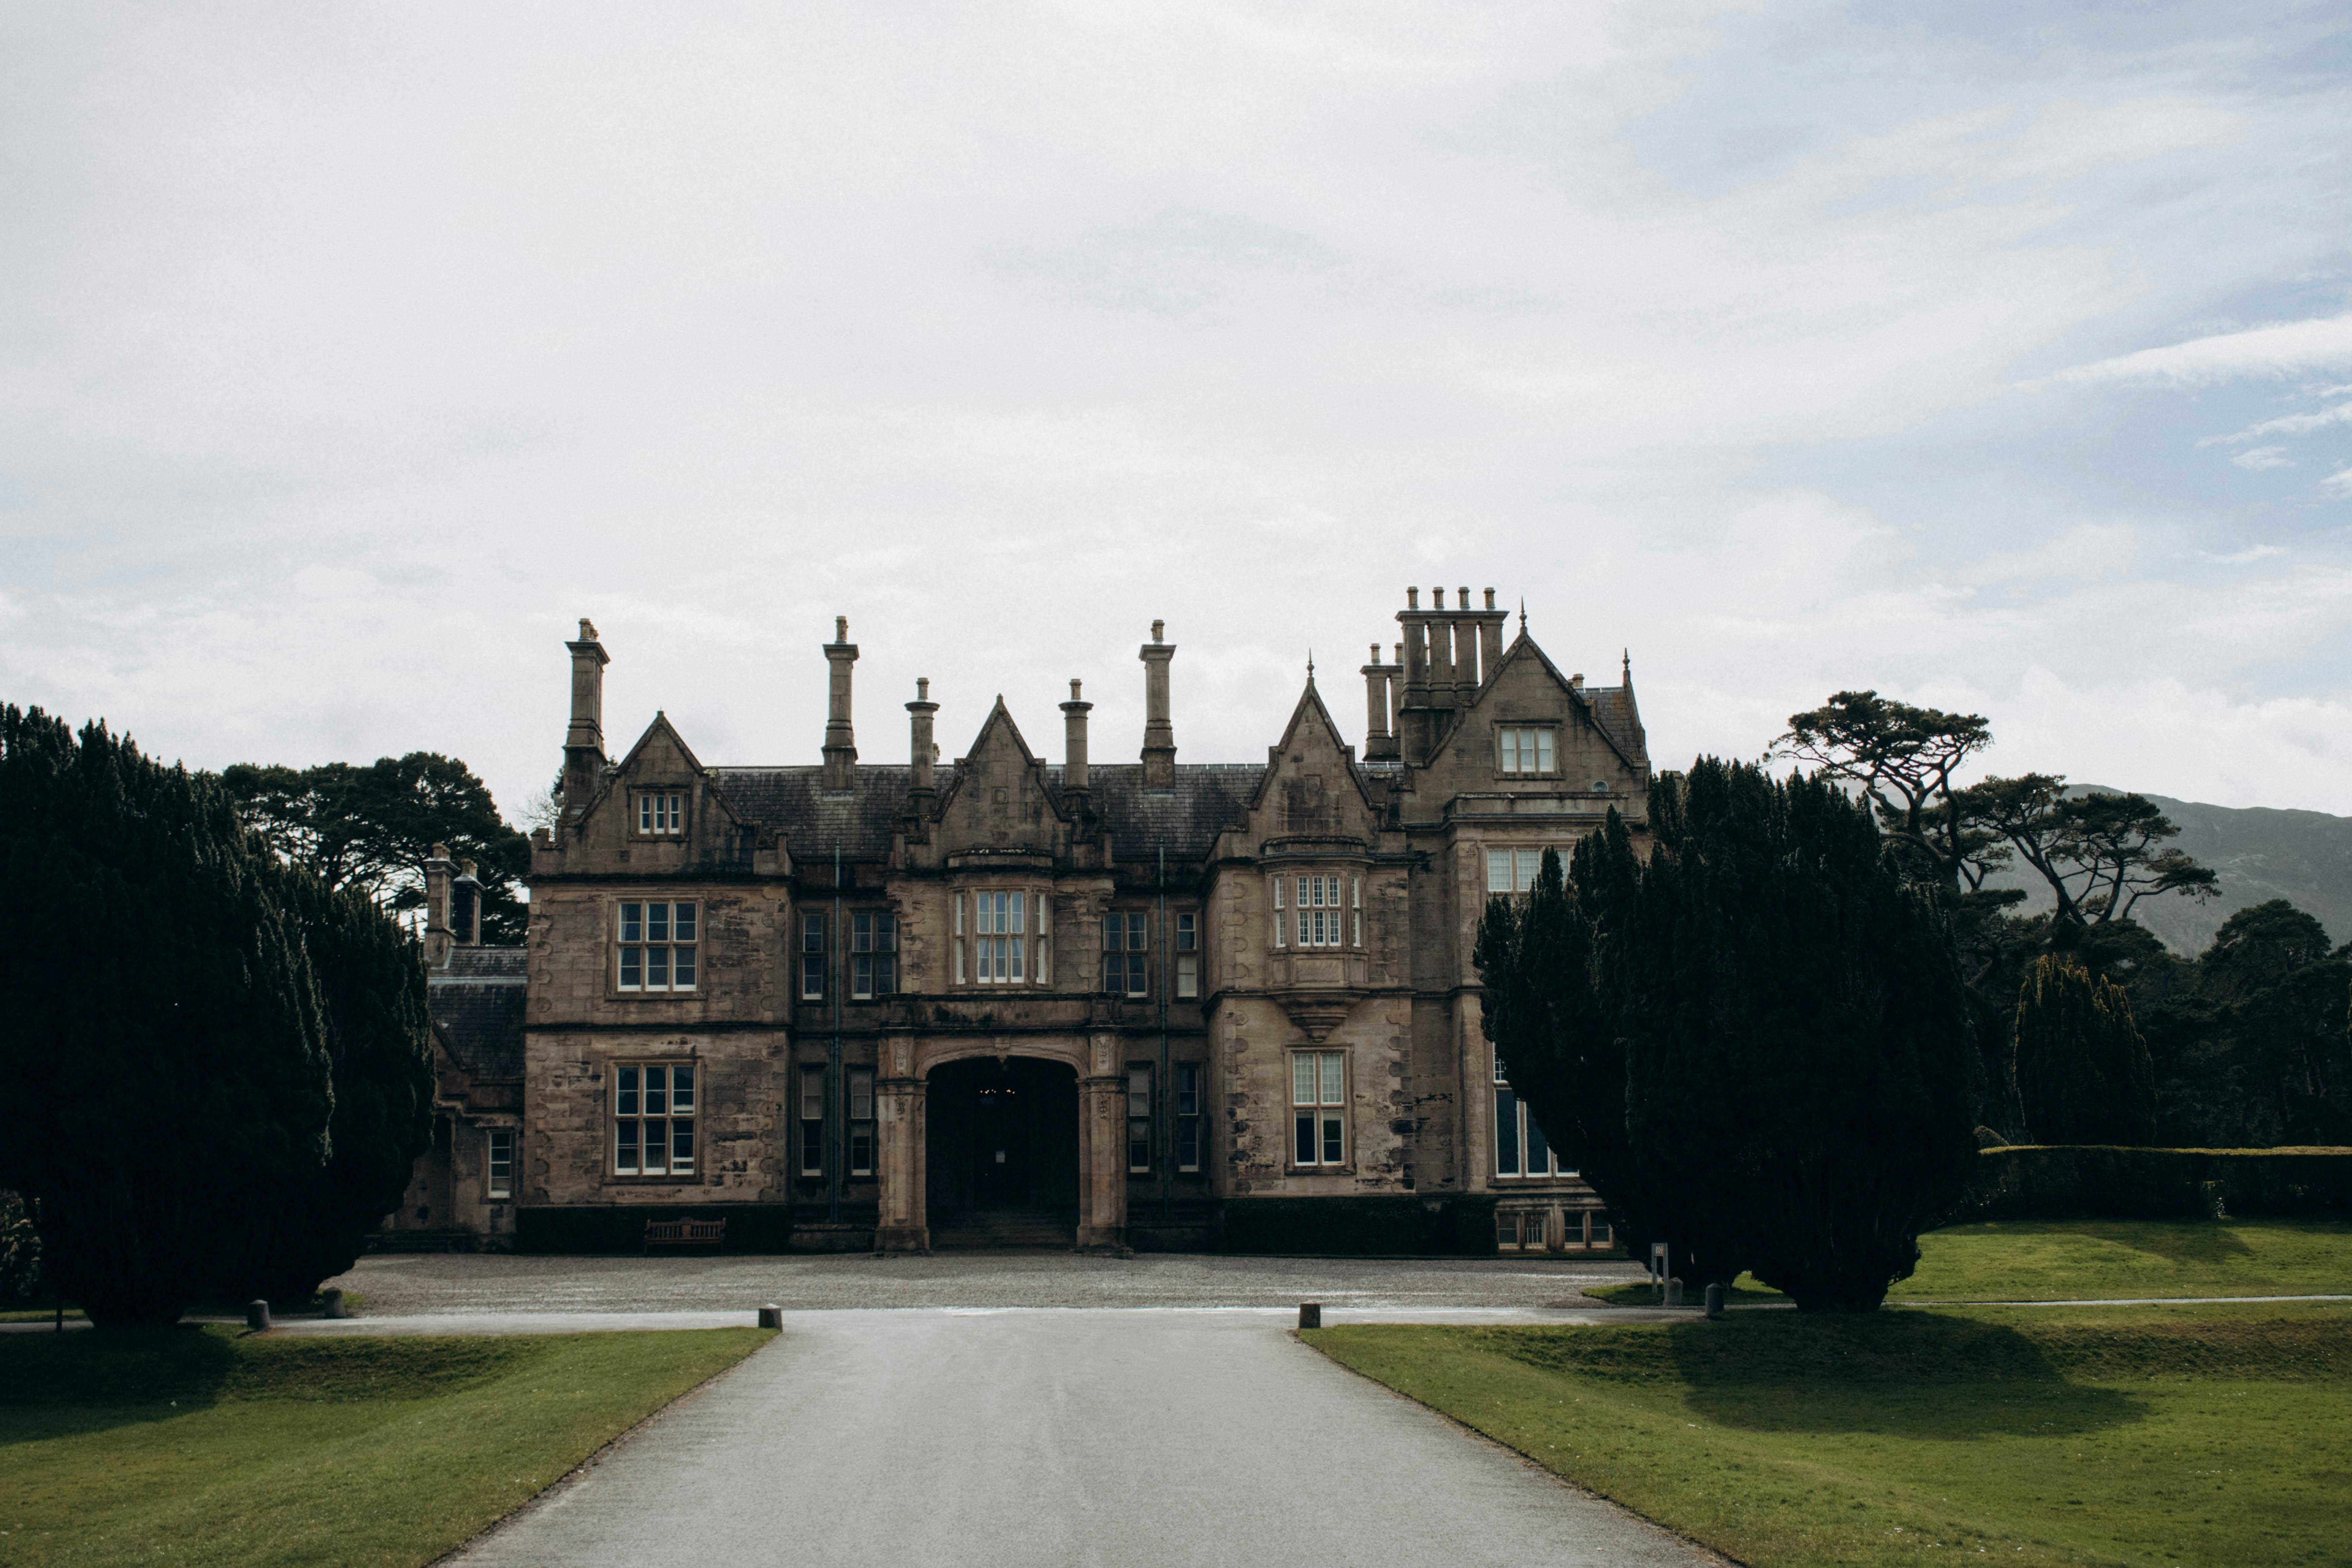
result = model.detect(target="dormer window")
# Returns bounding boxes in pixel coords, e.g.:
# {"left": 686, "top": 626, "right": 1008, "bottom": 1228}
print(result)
{"left": 636, "top": 792, "right": 683, "bottom": 835}
{"left": 1497, "top": 727, "right": 1556, "bottom": 776}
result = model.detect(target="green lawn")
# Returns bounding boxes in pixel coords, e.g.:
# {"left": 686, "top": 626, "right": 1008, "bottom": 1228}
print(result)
{"left": 1589, "top": 1217, "right": 2352, "bottom": 1306}
{"left": 0, "top": 1326, "right": 769, "bottom": 1567}
{"left": 1309, "top": 1303, "right": 2349, "bottom": 1568}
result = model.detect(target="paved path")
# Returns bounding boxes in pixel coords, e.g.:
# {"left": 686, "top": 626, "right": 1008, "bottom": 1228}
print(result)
{"left": 447, "top": 1308, "right": 1717, "bottom": 1568}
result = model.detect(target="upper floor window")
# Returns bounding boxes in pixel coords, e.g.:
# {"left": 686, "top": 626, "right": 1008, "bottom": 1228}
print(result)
{"left": 636, "top": 792, "right": 684, "bottom": 834}
{"left": 852, "top": 912, "right": 897, "bottom": 998}
{"left": 614, "top": 1062, "right": 694, "bottom": 1176}
{"left": 1174, "top": 912, "right": 1198, "bottom": 998}
{"left": 1486, "top": 848, "right": 1544, "bottom": 895}
{"left": 974, "top": 891, "right": 1026, "bottom": 985}
{"left": 1104, "top": 911, "right": 1147, "bottom": 996}
{"left": 1497, "top": 727, "right": 1556, "bottom": 776}
{"left": 1287, "top": 875, "right": 1355, "bottom": 949}
{"left": 800, "top": 913, "right": 826, "bottom": 1000}
{"left": 618, "top": 901, "right": 697, "bottom": 991}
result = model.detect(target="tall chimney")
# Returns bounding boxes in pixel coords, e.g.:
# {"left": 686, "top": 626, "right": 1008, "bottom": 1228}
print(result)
{"left": 1139, "top": 620, "right": 1176, "bottom": 790}
{"left": 1477, "top": 587, "right": 1504, "bottom": 683}
{"left": 562, "top": 619, "right": 609, "bottom": 822}
{"left": 453, "top": 859, "right": 483, "bottom": 947}
{"left": 1361, "top": 643, "right": 1400, "bottom": 761}
{"left": 423, "top": 842, "right": 454, "bottom": 968}
{"left": 1425, "top": 587, "right": 1455, "bottom": 696}
{"left": 906, "top": 677, "right": 938, "bottom": 796}
{"left": 1456, "top": 586, "right": 1475, "bottom": 688}
{"left": 822, "top": 615, "right": 858, "bottom": 792}
{"left": 1061, "top": 678, "right": 1092, "bottom": 795}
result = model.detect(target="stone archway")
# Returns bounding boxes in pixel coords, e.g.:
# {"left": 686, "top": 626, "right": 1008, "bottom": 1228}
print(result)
{"left": 872, "top": 1034, "right": 1129, "bottom": 1255}
{"left": 925, "top": 1056, "right": 1079, "bottom": 1246}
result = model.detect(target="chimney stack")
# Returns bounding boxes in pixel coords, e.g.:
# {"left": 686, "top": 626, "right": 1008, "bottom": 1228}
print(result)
{"left": 1061, "top": 678, "right": 1093, "bottom": 796}
{"left": 822, "top": 616, "right": 859, "bottom": 792}
{"left": 1361, "top": 642, "right": 1401, "bottom": 760}
{"left": 423, "top": 842, "right": 454, "bottom": 968}
{"left": 453, "top": 860, "right": 483, "bottom": 947}
{"left": 906, "top": 677, "right": 938, "bottom": 797}
{"left": 1140, "top": 620, "right": 1176, "bottom": 791}
{"left": 1478, "top": 587, "right": 1504, "bottom": 680}
{"left": 562, "top": 619, "right": 609, "bottom": 821}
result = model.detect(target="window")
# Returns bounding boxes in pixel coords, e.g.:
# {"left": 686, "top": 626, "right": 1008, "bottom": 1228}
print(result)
{"left": 799, "top": 1066, "right": 826, "bottom": 1176}
{"left": 486, "top": 1128, "right": 513, "bottom": 1199}
{"left": 1291, "top": 1050, "right": 1347, "bottom": 1166}
{"left": 973, "top": 892, "right": 1026, "bottom": 984}
{"left": 1494, "top": 1053, "right": 1568, "bottom": 1178}
{"left": 1103, "top": 911, "right": 1147, "bottom": 996}
{"left": 1127, "top": 1066, "right": 1153, "bottom": 1173}
{"left": 636, "top": 792, "right": 683, "bottom": 834}
{"left": 613, "top": 1063, "right": 694, "bottom": 1176}
{"left": 1497, "top": 727, "right": 1556, "bottom": 775}
{"left": 1351, "top": 877, "right": 1362, "bottom": 947}
{"left": 618, "top": 901, "right": 698, "bottom": 991}
{"left": 1485, "top": 848, "right": 1545, "bottom": 895}
{"left": 800, "top": 913, "right": 826, "bottom": 1001}
{"left": 1174, "top": 911, "right": 1198, "bottom": 998}
{"left": 851, "top": 912, "right": 897, "bottom": 998}
{"left": 1271, "top": 875, "right": 1285, "bottom": 948}
{"left": 1035, "top": 896, "right": 1052, "bottom": 985}
{"left": 848, "top": 1070, "right": 875, "bottom": 1176}
{"left": 1292, "top": 876, "right": 1347, "bottom": 948}
{"left": 1175, "top": 1062, "right": 1201, "bottom": 1172}
{"left": 952, "top": 894, "right": 965, "bottom": 983}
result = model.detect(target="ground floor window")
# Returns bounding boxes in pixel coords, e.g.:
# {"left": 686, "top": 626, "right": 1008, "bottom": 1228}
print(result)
{"left": 486, "top": 1128, "right": 513, "bottom": 1198}
{"left": 1291, "top": 1050, "right": 1346, "bottom": 1166}
{"left": 1494, "top": 1056, "right": 1572, "bottom": 1178}
{"left": 614, "top": 1063, "right": 695, "bottom": 1176}
{"left": 1127, "top": 1066, "right": 1153, "bottom": 1173}
{"left": 800, "top": 1066, "right": 825, "bottom": 1176}
{"left": 1498, "top": 1209, "right": 1614, "bottom": 1252}
{"left": 849, "top": 1070, "right": 875, "bottom": 1176}
{"left": 1175, "top": 1062, "right": 1201, "bottom": 1172}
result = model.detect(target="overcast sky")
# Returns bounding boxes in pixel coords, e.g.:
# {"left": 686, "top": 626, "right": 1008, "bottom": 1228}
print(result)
{"left": 5, "top": 3, "right": 2350, "bottom": 822}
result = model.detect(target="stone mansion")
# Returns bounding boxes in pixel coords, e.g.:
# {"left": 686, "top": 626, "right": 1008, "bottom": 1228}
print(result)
{"left": 393, "top": 588, "right": 1653, "bottom": 1255}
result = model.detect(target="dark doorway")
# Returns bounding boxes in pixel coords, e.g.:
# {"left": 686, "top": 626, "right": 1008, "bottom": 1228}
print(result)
{"left": 927, "top": 1056, "right": 1079, "bottom": 1247}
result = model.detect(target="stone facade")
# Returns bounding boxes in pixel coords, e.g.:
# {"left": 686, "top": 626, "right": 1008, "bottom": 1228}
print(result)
{"left": 398, "top": 589, "right": 1651, "bottom": 1254}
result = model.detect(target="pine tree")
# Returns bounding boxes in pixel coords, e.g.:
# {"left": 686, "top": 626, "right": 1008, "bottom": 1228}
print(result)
{"left": 2014, "top": 954, "right": 2157, "bottom": 1144}
{"left": 0, "top": 707, "right": 333, "bottom": 1328}
{"left": 230, "top": 873, "right": 433, "bottom": 1305}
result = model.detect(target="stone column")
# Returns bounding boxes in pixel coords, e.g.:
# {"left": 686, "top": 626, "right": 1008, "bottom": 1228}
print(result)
{"left": 1075, "top": 1032, "right": 1129, "bottom": 1253}
{"left": 874, "top": 1036, "right": 928, "bottom": 1252}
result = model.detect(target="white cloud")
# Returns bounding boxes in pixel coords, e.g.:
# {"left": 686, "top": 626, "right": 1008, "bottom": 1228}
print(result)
{"left": 2195, "top": 543, "right": 2286, "bottom": 564}
{"left": 2230, "top": 446, "right": 2294, "bottom": 470}
{"left": 2057, "top": 312, "right": 2352, "bottom": 387}
{"left": 2226, "top": 400, "right": 2352, "bottom": 442}
{"left": 2325, "top": 466, "right": 2352, "bottom": 498}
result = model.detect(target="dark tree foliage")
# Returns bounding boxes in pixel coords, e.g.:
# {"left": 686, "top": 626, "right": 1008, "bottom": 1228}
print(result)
{"left": 0, "top": 707, "right": 332, "bottom": 1329}
{"left": 221, "top": 752, "right": 530, "bottom": 942}
{"left": 2200, "top": 900, "right": 2333, "bottom": 1003}
{"left": 0, "top": 1191, "right": 41, "bottom": 1307}
{"left": 1478, "top": 760, "right": 1975, "bottom": 1311}
{"left": 2013, "top": 955, "right": 2156, "bottom": 1145}
{"left": 229, "top": 874, "right": 433, "bottom": 1305}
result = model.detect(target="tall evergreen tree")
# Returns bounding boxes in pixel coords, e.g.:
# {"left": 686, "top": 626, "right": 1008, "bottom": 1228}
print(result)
{"left": 230, "top": 874, "right": 433, "bottom": 1305}
{"left": 0, "top": 707, "right": 333, "bottom": 1329}
{"left": 2013, "top": 954, "right": 2156, "bottom": 1144}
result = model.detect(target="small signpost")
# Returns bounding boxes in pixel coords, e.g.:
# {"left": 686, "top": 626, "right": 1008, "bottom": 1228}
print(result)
{"left": 1650, "top": 1242, "right": 1669, "bottom": 1305}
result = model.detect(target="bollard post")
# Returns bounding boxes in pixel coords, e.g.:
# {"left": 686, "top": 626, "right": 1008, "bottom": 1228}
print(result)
{"left": 757, "top": 1304, "right": 784, "bottom": 1330}
{"left": 245, "top": 1300, "right": 272, "bottom": 1333}
{"left": 320, "top": 1288, "right": 349, "bottom": 1320}
{"left": 1298, "top": 1302, "right": 1322, "bottom": 1330}
{"left": 1665, "top": 1278, "right": 1683, "bottom": 1308}
{"left": 1704, "top": 1283, "right": 1725, "bottom": 1320}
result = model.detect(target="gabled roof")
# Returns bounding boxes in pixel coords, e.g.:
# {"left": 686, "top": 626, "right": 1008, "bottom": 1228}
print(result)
{"left": 1245, "top": 678, "right": 1379, "bottom": 816}
{"left": 934, "top": 697, "right": 1068, "bottom": 824}
{"left": 576, "top": 711, "right": 748, "bottom": 829}
{"left": 1442, "top": 631, "right": 1648, "bottom": 772}
{"left": 427, "top": 947, "right": 526, "bottom": 1080}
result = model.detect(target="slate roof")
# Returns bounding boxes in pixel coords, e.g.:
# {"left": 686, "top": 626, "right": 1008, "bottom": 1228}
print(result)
{"left": 427, "top": 946, "right": 526, "bottom": 1080}
{"left": 1582, "top": 687, "right": 1645, "bottom": 761}
{"left": 704, "top": 761, "right": 1269, "bottom": 863}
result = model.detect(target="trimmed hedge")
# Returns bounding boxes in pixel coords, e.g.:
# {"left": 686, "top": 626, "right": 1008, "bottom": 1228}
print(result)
{"left": 1961, "top": 1146, "right": 2352, "bottom": 1220}
{"left": 516, "top": 1204, "right": 795, "bottom": 1255}
{"left": 1221, "top": 1195, "right": 1500, "bottom": 1256}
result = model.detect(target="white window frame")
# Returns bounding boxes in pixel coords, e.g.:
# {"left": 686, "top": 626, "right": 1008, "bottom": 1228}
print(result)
{"left": 1174, "top": 910, "right": 1198, "bottom": 998}
{"left": 486, "top": 1127, "right": 513, "bottom": 1199}
{"left": 617, "top": 901, "right": 698, "bottom": 992}
{"left": 851, "top": 911, "right": 897, "bottom": 999}
{"left": 1485, "top": 848, "right": 1545, "bottom": 895}
{"left": 799, "top": 1066, "right": 826, "bottom": 1177}
{"left": 1291, "top": 875, "right": 1349, "bottom": 949}
{"left": 613, "top": 1062, "right": 696, "bottom": 1177}
{"left": 1496, "top": 726, "right": 1558, "bottom": 776}
{"left": 972, "top": 891, "right": 1027, "bottom": 985}
{"left": 1290, "top": 1049, "right": 1347, "bottom": 1168}
{"left": 1104, "top": 910, "right": 1147, "bottom": 997}
{"left": 1493, "top": 1052, "right": 1571, "bottom": 1178}
{"left": 635, "top": 791, "right": 684, "bottom": 835}
{"left": 800, "top": 912, "right": 826, "bottom": 1001}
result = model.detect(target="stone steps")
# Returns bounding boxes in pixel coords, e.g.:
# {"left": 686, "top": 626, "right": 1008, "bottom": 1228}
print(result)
{"left": 929, "top": 1208, "right": 1078, "bottom": 1250}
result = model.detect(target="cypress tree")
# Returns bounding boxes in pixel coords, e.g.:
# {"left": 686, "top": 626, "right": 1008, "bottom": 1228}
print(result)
{"left": 230, "top": 873, "right": 433, "bottom": 1306}
{"left": 0, "top": 707, "right": 333, "bottom": 1329}
{"left": 2014, "top": 954, "right": 2156, "bottom": 1144}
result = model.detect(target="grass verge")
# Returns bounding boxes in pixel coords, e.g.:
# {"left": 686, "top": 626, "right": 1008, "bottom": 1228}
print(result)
{"left": 1308, "top": 1303, "right": 2347, "bottom": 1568}
{"left": 0, "top": 1326, "right": 770, "bottom": 1567}
{"left": 1585, "top": 1217, "right": 2352, "bottom": 1306}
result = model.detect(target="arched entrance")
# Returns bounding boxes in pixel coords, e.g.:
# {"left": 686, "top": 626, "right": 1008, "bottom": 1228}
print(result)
{"left": 925, "top": 1056, "right": 1080, "bottom": 1247}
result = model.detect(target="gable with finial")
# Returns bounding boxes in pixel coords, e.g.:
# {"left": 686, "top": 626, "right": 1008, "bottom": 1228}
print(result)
{"left": 1245, "top": 678, "right": 1376, "bottom": 844}
{"left": 568, "top": 710, "right": 751, "bottom": 858}
{"left": 934, "top": 697, "right": 1068, "bottom": 854}
{"left": 1427, "top": 629, "right": 1649, "bottom": 793}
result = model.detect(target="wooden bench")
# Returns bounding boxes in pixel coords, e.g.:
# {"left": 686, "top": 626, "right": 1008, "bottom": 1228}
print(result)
{"left": 642, "top": 1218, "right": 727, "bottom": 1255}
